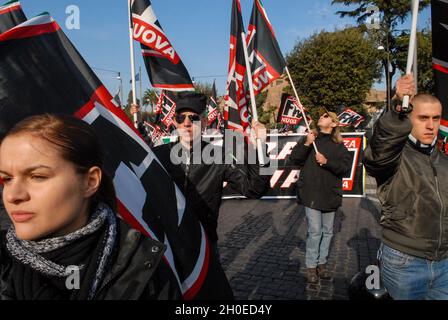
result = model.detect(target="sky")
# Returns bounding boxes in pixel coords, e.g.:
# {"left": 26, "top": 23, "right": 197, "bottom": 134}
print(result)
{"left": 18, "top": 0, "right": 431, "bottom": 101}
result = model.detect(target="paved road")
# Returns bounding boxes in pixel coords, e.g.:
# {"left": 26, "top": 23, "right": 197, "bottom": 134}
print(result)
{"left": 217, "top": 177, "right": 381, "bottom": 300}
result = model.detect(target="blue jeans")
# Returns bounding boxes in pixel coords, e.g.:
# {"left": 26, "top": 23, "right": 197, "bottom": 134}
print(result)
{"left": 305, "top": 207, "right": 335, "bottom": 268}
{"left": 378, "top": 243, "right": 448, "bottom": 300}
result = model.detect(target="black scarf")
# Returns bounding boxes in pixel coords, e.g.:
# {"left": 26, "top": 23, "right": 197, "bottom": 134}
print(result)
{"left": 4, "top": 204, "right": 118, "bottom": 300}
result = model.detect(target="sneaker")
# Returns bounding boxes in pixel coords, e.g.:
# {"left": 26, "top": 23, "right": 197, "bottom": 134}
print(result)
{"left": 307, "top": 268, "right": 318, "bottom": 283}
{"left": 317, "top": 264, "right": 330, "bottom": 279}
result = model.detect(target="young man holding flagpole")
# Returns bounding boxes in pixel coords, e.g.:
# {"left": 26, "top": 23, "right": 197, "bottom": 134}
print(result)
{"left": 363, "top": 74, "right": 448, "bottom": 299}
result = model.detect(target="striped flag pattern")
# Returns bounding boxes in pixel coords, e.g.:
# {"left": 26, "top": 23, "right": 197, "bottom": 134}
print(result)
{"left": 432, "top": 0, "right": 448, "bottom": 137}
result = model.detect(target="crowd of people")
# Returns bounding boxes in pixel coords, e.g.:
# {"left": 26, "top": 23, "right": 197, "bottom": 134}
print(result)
{"left": 0, "top": 74, "right": 447, "bottom": 300}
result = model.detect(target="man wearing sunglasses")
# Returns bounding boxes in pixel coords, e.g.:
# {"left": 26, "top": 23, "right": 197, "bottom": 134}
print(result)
{"left": 289, "top": 108, "right": 351, "bottom": 284}
{"left": 134, "top": 92, "right": 270, "bottom": 261}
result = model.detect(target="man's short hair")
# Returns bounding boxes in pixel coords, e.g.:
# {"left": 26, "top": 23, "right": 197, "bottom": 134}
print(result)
{"left": 411, "top": 94, "right": 442, "bottom": 109}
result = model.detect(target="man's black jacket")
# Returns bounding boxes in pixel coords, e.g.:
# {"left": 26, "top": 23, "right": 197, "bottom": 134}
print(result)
{"left": 289, "top": 132, "right": 351, "bottom": 212}
{"left": 363, "top": 110, "right": 448, "bottom": 260}
{"left": 152, "top": 140, "right": 270, "bottom": 241}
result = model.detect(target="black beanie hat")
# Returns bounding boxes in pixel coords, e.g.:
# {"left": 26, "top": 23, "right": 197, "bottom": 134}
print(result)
{"left": 175, "top": 92, "right": 207, "bottom": 115}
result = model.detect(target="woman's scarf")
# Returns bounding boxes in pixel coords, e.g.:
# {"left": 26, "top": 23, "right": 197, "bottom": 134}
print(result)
{"left": 5, "top": 203, "right": 117, "bottom": 300}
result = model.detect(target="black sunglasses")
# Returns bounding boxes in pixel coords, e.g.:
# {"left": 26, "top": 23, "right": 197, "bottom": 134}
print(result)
{"left": 175, "top": 114, "right": 201, "bottom": 124}
{"left": 321, "top": 114, "right": 330, "bottom": 118}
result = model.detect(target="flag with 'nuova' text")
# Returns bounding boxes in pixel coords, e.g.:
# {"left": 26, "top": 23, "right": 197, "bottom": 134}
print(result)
{"left": 131, "top": 0, "right": 194, "bottom": 91}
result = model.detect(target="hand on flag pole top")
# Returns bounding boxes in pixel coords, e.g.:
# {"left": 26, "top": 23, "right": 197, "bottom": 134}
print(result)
{"left": 395, "top": 74, "right": 416, "bottom": 111}
{"left": 130, "top": 103, "right": 140, "bottom": 115}
{"left": 251, "top": 119, "right": 267, "bottom": 142}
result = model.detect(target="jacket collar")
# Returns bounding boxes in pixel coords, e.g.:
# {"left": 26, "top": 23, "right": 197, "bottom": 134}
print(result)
{"left": 408, "top": 134, "right": 437, "bottom": 155}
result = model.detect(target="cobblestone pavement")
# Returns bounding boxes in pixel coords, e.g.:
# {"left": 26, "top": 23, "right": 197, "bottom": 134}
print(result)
{"left": 217, "top": 176, "right": 381, "bottom": 300}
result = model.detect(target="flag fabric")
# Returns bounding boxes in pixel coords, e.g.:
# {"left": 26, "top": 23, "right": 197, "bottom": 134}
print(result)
{"left": 206, "top": 81, "right": 219, "bottom": 128}
{"left": 0, "top": 0, "right": 26, "bottom": 33}
{"left": 246, "top": 0, "right": 286, "bottom": 96}
{"left": 432, "top": 0, "right": 448, "bottom": 137}
{"left": 224, "top": 0, "right": 250, "bottom": 134}
{"left": 152, "top": 89, "right": 177, "bottom": 133}
{"left": 143, "top": 120, "right": 164, "bottom": 145}
{"left": 0, "top": 13, "right": 231, "bottom": 299}
{"left": 131, "top": 0, "right": 194, "bottom": 91}
{"left": 129, "top": 72, "right": 140, "bottom": 84}
{"left": 277, "top": 93, "right": 307, "bottom": 126}
{"left": 337, "top": 108, "right": 365, "bottom": 128}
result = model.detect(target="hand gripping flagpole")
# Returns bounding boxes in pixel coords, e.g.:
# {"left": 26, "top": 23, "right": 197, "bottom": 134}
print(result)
{"left": 241, "top": 32, "right": 267, "bottom": 166}
{"left": 402, "top": 0, "right": 420, "bottom": 111}
{"left": 285, "top": 66, "right": 319, "bottom": 153}
{"left": 128, "top": 0, "right": 138, "bottom": 128}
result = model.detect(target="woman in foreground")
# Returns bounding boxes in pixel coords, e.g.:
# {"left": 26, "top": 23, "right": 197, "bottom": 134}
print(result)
{"left": 0, "top": 114, "right": 180, "bottom": 300}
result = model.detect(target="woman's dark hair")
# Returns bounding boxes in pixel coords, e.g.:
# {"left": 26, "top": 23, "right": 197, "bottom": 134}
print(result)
{"left": 5, "top": 114, "right": 117, "bottom": 211}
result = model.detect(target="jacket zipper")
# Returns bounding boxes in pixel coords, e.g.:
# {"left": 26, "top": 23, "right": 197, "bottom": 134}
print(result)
{"left": 432, "top": 159, "right": 444, "bottom": 260}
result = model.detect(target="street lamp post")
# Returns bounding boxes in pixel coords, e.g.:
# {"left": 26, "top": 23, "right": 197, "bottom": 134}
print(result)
{"left": 378, "top": 43, "right": 391, "bottom": 110}
{"left": 117, "top": 72, "right": 123, "bottom": 108}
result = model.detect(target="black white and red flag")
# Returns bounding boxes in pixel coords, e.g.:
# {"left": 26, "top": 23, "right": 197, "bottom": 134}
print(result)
{"left": 0, "top": 0, "right": 26, "bottom": 33}
{"left": 130, "top": 0, "right": 194, "bottom": 92}
{"left": 277, "top": 93, "right": 308, "bottom": 126}
{"left": 337, "top": 108, "right": 365, "bottom": 128}
{"left": 432, "top": 0, "right": 448, "bottom": 138}
{"left": 0, "top": 14, "right": 232, "bottom": 299}
{"left": 207, "top": 81, "right": 219, "bottom": 128}
{"left": 224, "top": 0, "right": 250, "bottom": 135}
{"left": 143, "top": 120, "right": 164, "bottom": 144}
{"left": 246, "top": 0, "right": 286, "bottom": 96}
{"left": 152, "top": 89, "right": 177, "bottom": 133}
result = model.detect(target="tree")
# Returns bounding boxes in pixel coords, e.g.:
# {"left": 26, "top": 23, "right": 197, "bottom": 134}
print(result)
{"left": 332, "top": 0, "right": 430, "bottom": 107}
{"left": 194, "top": 81, "right": 214, "bottom": 97}
{"left": 395, "top": 29, "right": 434, "bottom": 94}
{"left": 286, "top": 27, "right": 382, "bottom": 120}
{"left": 143, "top": 89, "right": 159, "bottom": 107}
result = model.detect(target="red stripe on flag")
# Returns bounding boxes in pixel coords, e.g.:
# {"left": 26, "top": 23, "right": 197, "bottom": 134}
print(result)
{"left": 442, "top": 119, "right": 448, "bottom": 127}
{"left": 0, "top": 21, "right": 60, "bottom": 41}
{"left": 74, "top": 86, "right": 144, "bottom": 140}
{"left": 152, "top": 83, "right": 195, "bottom": 90}
{"left": 0, "top": 4, "right": 20, "bottom": 15}
{"left": 142, "top": 51, "right": 165, "bottom": 58}
{"left": 74, "top": 100, "right": 95, "bottom": 120}
{"left": 116, "top": 199, "right": 151, "bottom": 238}
{"left": 434, "top": 63, "right": 448, "bottom": 75}
{"left": 182, "top": 235, "right": 210, "bottom": 300}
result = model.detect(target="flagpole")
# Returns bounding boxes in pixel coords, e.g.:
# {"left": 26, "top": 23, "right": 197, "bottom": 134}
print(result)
{"left": 413, "top": 14, "right": 418, "bottom": 95}
{"left": 241, "top": 31, "right": 266, "bottom": 166}
{"left": 118, "top": 72, "right": 124, "bottom": 108}
{"left": 127, "top": 0, "right": 138, "bottom": 128}
{"left": 402, "top": 0, "right": 420, "bottom": 111}
{"left": 139, "top": 65, "right": 143, "bottom": 110}
{"left": 285, "top": 66, "right": 319, "bottom": 153}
